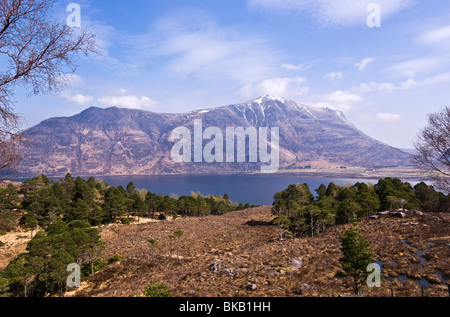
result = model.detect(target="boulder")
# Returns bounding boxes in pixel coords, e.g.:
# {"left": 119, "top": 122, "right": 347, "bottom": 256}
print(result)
{"left": 391, "top": 212, "right": 407, "bottom": 218}
{"left": 411, "top": 210, "right": 424, "bottom": 216}
{"left": 369, "top": 215, "right": 379, "bottom": 220}
{"left": 208, "top": 262, "right": 221, "bottom": 273}
{"left": 220, "top": 268, "right": 232, "bottom": 276}
{"left": 264, "top": 268, "right": 277, "bottom": 276}
{"left": 245, "top": 284, "right": 257, "bottom": 291}
{"left": 300, "top": 283, "right": 311, "bottom": 295}
{"left": 378, "top": 211, "right": 390, "bottom": 216}
{"left": 291, "top": 257, "right": 303, "bottom": 269}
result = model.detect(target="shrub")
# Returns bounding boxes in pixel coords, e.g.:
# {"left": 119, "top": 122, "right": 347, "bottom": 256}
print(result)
{"left": 158, "top": 214, "right": 166, "bottom": 220}
{"left": 121, "top": 218, "right": 131, "bottom": 225}
{"left": 142, "top": 280, "right": 172, "bottom": 297}
{"left": 0, "top": 241, "right": 4, "bottom": 247}
{"left": 81, "top": 259, "right": 108, "bottom": 276}
{"left": 108, "top": 253, "right": 124, "bottom": 264}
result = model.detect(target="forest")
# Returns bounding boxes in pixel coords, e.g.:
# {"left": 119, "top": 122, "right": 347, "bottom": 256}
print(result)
{"left": 271, "top": 178, "right": 450, "bottom": 239}
{"left": 0, "top": 173, "right": 253, "bottom": 297}
{"left": 0, "top": 175, "right": 448, "bottom": 297}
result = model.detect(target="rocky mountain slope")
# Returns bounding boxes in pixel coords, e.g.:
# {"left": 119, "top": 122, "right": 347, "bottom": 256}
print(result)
{"left": 18, "top": 96, "right": 412, "bottom": 176}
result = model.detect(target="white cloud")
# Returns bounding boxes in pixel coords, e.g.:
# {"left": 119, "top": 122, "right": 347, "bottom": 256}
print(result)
{"left": 324, "top": 71, "right": 343, "bottom": 80}
{"left": 354, "top": 72, "right": 450, "bottom": 94}
{"left": 248, "top": 0, "right": 414, "bottom": 27}
{"left": 98, "top": 95, "right": 158, "bottom": 110}
{"left": 147, "top": 17, "right": 283, "bottom": 85}
{"left": 282, "top": 63, "right": 312, "bottom": 71}
{"left": 355, "top": 57, "right": 375, "bottom": 71}
{"left": 236, "top": 77, "right": 309, "bottom": 100}
{"left": 354, "top": 81, "right": 396, "bottom": 94}
{"left": 376, "top": 113, "right": 401, "bottom": 123}
{"left": 314, "top": 90, "right": 362, "bottom": 112}
{"left": 383, "top": 57, "right": 445, "bottom": 78}
{"left": 60, "top": 91, "right": 94, "bottom": 105}
{"left": 418, "top": 25, "right": 450, "bottom": 48}
{"left": 422, "top": 72, "right": 450, "bottom": 86}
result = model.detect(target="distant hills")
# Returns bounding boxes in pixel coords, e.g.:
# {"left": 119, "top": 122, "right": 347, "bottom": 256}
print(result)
{"left": 18, "top": 95, "right": 412, "bottom": 176}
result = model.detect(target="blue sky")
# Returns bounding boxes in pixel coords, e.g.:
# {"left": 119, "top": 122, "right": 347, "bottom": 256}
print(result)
{"left": 13, "top": 0, "right": 450, "bottom": 149}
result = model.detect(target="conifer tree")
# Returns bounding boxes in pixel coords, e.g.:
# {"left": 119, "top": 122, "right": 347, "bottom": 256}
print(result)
{"left": 339, "top": 225, "right": 373, "bottom": 295}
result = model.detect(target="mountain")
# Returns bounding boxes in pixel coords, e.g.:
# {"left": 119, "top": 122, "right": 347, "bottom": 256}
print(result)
{"left": 18, "top": 96, "right": 412, "bottom": 176}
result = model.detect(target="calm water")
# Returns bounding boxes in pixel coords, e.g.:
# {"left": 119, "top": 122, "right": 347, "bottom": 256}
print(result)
{"left": 89, "top": 174, "right": 425, "bottom": 206}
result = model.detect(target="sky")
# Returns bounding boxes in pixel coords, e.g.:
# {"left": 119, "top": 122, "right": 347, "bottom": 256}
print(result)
{"left": 12, "top": 0, "right": 450, "bottom": 149}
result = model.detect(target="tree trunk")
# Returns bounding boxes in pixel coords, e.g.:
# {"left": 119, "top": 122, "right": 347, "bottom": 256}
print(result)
{"left": 353, "top": 276, "right": 359, "bottom": 295}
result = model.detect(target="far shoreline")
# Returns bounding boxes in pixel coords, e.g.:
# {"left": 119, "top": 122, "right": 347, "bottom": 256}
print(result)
{"left": 5, "top": 167, "right": 436, "bottom": 182}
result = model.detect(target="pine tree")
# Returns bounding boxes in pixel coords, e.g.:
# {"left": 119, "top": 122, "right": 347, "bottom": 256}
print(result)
{"left": 339, "top": 225, "right": 373, "bottom": 295}
{"left": 273, "top": 216, "right": 292, "bottom": 240}
{"left": 72, "top": 177, "right": 95, "bottom": 207}
{"left": 133, "top": 195, "right": 147, "bottom": 222}
{"left": 126, "top": 182, "right": 137, "bottom": 197}
{"left": 315, "top": 184, "right": 327, "bottom": 200}
{"left": 66, "top": 199, "right": 90, "bottom": 223}
{"left": 173, "top": 230, "right": 184, "bottom": 261}
{"left": 103, "top": 187, "right": 126, "bottom": 222}
{"left": 147, "top": 238, "right": 158, "bottom": 260}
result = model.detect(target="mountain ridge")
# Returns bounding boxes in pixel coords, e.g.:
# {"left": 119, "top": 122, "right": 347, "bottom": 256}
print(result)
{"left": 17, "top": 96, "right": 412, "bottom": 177}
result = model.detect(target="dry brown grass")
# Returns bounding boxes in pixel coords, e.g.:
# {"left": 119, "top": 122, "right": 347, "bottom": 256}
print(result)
{"left": 67, "top": 207, "right": 449, "bottom": 298}
{"left": 0, "top": 230, "right": 35, "bottom": 270}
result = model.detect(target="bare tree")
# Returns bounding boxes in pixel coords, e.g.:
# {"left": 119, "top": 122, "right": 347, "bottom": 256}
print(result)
{"left": 0, "top": 0, "right": 97, "bottom": 176}
{"left": 413, "top": 106, "right": 450, "bottom": 191}
{"left": 0, "top": 119, "right": 23, "bottom": 174}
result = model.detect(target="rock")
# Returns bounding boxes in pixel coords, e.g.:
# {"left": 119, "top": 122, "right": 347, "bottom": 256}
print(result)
{"left": 370, "top": 215, "right": 379, "bottom": 220}
{"left": 378, "top": 211, "right": 390, "bottom": 215}
{"left": 411, "top": 210, "right": 424, "bottom": 216}
{"left": 291, "top": 257, "right": 303, "bottom": 269}
{"left": 339, "top": 294, "right": 364, "bottom": 297}
{"left": 265, "top": 268, "right": 277, "bottom": 276}
{"left": 391, "top": 212, "right": 407, "bottom": 218}
{"left": 209, "top": 262, "right": 221, "bottom": 272}
{"left": 220, "top": 268, "right": 232, "bottom": 276}
{"left": 245, "top": 284, "right": 257, "bottom": 291}
{"left": 401, "top": 222, "right": 419, "bottom": 226}
{"left": 300, "top": 283, "right": 311, "bottom": 295}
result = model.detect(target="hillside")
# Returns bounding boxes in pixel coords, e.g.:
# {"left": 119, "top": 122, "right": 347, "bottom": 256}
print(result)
{"left": 18, "top": 96, "right": 412, "bottom": 177}
{"left": 68, "top": 206, "right": 449, "bottom": 297}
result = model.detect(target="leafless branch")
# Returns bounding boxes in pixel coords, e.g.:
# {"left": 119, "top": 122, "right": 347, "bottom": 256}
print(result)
{"left": 0, "top": 0, "right": 97, "bottom": 175}
{"left": 413, "top": 106, "right": 450, "bottom": 191}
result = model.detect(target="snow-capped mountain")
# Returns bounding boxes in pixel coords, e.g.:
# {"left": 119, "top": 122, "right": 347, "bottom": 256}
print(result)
{"left": 17, "top": 96, "right": 412, "bottom": 176}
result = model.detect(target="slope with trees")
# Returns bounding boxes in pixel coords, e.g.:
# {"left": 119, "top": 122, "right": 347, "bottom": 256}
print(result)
{"left": 271, "top": 178, "right": 450, "bottom": 239}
